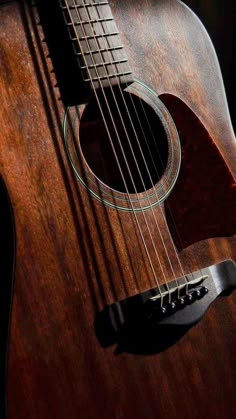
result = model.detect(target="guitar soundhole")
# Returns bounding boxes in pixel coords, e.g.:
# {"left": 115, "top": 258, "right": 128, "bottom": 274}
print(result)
{"left": 80, "top": 88, "right": 169, "bottom": 194}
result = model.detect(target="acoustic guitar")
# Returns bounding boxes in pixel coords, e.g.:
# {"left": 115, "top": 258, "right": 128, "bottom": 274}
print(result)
{"left": 0, "top": 0, "right": 236, "bottom": 418}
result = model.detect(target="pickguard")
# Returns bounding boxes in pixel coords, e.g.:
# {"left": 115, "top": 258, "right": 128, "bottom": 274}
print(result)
{"left": 162, "top": 94, "right": 236, "bottom": 250}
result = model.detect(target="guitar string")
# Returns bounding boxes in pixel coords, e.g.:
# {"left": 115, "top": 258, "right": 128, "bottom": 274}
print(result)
{"left": 64, "top": 0, "right": 166, "bottom": 303}
{"left": 76, "top": 0, "right": 175, "bottom": 299}
{"left": 78, "top": 0, "right": 185, "bottom": 299}
{"left": 66, "top": 0, "right": 196, "bottom": 303}
{"left": 68, "top": 0, "right": 202, "bottom": 303}
{"left": 91, "top": 0, "right": 204, "bottom": 296}
{"left": 87, "top": 1, "right": 190, "bottom": 297}
{"left": 65, "top": 0, "right": 205, "bottom": 304}
{"left": 75, "top": 0, "right": 194, "bottom": 301}
{"left": 70, "top": 0, "right": 171, "bottom": 300}
{"left": 69, "top": 0, "right": 171, "bottom": 302}
{"left": 136, "top": 99, "right": 204, "bottom": 290}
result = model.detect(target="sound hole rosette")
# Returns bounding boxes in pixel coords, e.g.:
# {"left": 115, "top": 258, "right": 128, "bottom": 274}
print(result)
{"left": 63, "top": 80, "right": 181, "bottom": 211}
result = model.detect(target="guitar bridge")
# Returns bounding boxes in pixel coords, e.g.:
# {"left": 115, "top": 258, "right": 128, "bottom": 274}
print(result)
{"left": 149, "top": 274, "right": 209, "bottom": 302}
{"left": 94, "top": 260, "right": 236, "bottom": 353}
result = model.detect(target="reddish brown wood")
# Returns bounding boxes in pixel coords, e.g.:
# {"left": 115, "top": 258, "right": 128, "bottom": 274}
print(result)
{"left": 162, "top": 94, "right": 236, "bottom": 249}
{"left": 0, "top": 1, "right": 235, "bottom": 418}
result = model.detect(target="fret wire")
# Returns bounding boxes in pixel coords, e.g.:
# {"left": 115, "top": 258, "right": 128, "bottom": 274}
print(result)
{"left": 97, "top": 3, "right": 129, "bottom": 72}
{"left": 84, "top": 71, "right": 132, "bottom": 82}
{"left": 81, "top": 58, "right": 128, "bottom": 69}
{"left": 79, "top": 32, "right": 119, "bottom": 40}
{"left": 66, "top": 17, "right": 114, "bottom": 25}
{"left": 85, "top": 1, "right": 118, "bottom": 78}
{"left": 60, "top": 2, "right": 109, "bottom": 9}
{"left": 90, "top": 2, "right": 122, "bottom": 79}
{"left": 75, "top": 46, "right": 124, "bottom": 54}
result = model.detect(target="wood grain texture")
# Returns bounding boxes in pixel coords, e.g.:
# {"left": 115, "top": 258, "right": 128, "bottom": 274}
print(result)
{"left": 0, "top": 1, "right": 235, "bottom": 418}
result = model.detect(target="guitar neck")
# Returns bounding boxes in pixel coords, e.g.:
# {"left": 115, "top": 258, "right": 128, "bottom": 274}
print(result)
{"left": 59, "top": 0, "right": 133, "bottom": 89}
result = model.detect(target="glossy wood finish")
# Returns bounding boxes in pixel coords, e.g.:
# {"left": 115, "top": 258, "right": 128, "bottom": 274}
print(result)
{"left": 0, "top": 1, "right": 235, "bottom": 418}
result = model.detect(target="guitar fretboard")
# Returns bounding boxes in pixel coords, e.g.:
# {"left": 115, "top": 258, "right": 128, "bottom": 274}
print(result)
{"left": 59, "top": 0, "right": 133, "bottom": 89}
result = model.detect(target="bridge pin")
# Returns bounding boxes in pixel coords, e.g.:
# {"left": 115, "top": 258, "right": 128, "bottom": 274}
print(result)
{"left": 161, "top": 306, "right": 167, "bottom": 314}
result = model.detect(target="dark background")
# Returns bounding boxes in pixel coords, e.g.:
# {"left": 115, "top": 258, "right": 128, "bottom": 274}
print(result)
{"left": 183, "top": 0, "right": 236, "bottom": 129}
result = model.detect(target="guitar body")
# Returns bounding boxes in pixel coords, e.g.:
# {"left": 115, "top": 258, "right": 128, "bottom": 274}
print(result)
{"left": 0, "top": 0, "right": 236, "bottom": 418}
